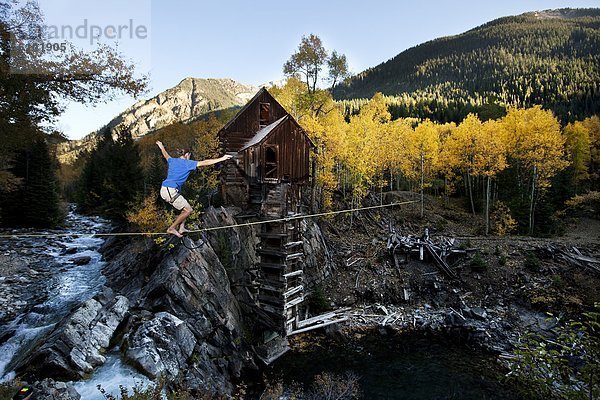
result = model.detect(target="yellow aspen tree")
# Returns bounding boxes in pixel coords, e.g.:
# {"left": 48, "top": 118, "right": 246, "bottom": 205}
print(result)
{"left": 387, "top": 118, "right": 414, "bottom": 192}
{"left": 442, "top": 113, "right": 482, "bottom": 215}
{"left": 563, "top": 121, "right": 591, "bottom": 194}
{"left": 474, "top": 119, "right": 508, "bottom": 234}
{"left": 298, "top": 100, "right": 347, "bottom": 210}
{"left": 408, "top": 120, "right": 441, "bottom": 218}
{"left": 502, "top": 106, "right": 568, "bottom": 234}
{"left": 436, "top": 122, "right": 457, "bottom": 207}
{"left": 344, "top": 93, "right": 390, "bottom": 207}
{"left": 272, "top": 77, "right": 348, "bottom": 210}
{"left": 581, "top": 116, "right": 600, "bottom": 188}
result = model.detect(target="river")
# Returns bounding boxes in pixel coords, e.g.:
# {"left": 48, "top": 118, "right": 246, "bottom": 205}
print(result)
{"left": 267, "top": 331, "right": 522, "bottom": 399}
{"left": 0, "top": 207, "right": 151, "bottom": 399}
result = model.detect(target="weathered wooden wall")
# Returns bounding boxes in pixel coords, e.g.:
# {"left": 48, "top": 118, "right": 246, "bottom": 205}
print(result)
{"left": 220, "top": 90, "right": 287, "bottom": 153}
{"left": 241, "top": 119, "right": 311, "bottom": 183}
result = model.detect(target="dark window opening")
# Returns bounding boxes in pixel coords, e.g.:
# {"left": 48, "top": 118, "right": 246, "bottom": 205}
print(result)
{"left": 265, "top": 146, "right": 278, "bottom": 179}
{"left": 259, "top": 103, "right": 270, "bottom": 126}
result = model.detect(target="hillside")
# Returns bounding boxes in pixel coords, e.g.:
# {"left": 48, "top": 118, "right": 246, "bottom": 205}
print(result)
{"left": 335, "top": 8, "right": 600, "bottom": 122}
{"left": 56, "top": 78, "right": 257, "bottom": 164}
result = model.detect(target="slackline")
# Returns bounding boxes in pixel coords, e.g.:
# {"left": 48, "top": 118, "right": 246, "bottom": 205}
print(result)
{"left": 0, "top": 200, "right": 419, "bottom": 239}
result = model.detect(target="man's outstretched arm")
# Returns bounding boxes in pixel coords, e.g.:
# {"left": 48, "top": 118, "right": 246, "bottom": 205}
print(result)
{"left": 156, "top": 141, "right": 170, "bottom": 160}
{"left": 197, "top": 154, "right": 233, "bottom": 167}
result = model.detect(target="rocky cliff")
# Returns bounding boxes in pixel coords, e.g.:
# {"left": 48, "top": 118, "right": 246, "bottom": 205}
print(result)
{"left": 56, "top": 78, "right": 258, "bottom": 164}
{"left": 16, "top": 206, "right": 332, "bottom": 396}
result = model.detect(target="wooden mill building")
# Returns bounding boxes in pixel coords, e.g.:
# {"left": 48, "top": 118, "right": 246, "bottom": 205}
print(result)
{"left": 218, "top": 88, "right": 316, "bottom": 336}
{"left": 219, "top": 87, "right": 313, "bottom": 207}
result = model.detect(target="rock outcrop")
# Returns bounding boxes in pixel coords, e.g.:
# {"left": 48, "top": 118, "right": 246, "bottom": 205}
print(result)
{"left": 17, "top": 288, "right": 129, "bottom": 380}
{"left": 124, "top": 312, "right": 196, "bottom": 379}
{"left": 301, "top": 219, "right": 334, "bottom": 286}
{"left": 101, "top": 207, "right": 256, "bottom": 394}
{"left": 56, "top": 78, "right": 258, "bottom": 165}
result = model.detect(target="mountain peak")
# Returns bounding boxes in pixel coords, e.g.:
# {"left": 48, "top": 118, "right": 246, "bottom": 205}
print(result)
{"left": 56, "top": 77, "right": 258, "bottom": 164}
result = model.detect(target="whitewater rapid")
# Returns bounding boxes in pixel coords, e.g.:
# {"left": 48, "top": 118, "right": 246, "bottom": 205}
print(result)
{"left": 0, "top": 207, "right": 152, "bottom": 399}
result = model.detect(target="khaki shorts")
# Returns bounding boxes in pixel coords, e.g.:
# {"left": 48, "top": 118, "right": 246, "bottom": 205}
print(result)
{"left": 160, "top": 186, "right": 192, "bottom": 211}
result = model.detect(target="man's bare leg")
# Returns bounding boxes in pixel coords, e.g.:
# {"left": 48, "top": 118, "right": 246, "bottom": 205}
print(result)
{"left": 178, "top": 222, "right": 190, "bottom": 234}
{"left": 167, "top": 208, "right": 192, "bottom": 237}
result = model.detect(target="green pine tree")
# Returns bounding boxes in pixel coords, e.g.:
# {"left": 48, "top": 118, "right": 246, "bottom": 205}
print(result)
{"left": 1, "top": 139, "right": 63, "bottom": 227}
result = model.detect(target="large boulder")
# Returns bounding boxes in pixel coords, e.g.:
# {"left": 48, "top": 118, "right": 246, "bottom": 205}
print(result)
{"left": 124, "top": 312, "right": 196, "bottom": 379}
{"left": 17, "top": 287, "right": 129, "bottom": 380}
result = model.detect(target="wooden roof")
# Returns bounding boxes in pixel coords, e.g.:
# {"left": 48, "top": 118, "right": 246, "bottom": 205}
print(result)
{"left": 240, "top": 115, "right": 288, "bottom": 151}
{"left": 220, "top": 87, "right": 270, "bottom": 132}
{"left": 219, "top": 86, "right": 316, "bottom": 149}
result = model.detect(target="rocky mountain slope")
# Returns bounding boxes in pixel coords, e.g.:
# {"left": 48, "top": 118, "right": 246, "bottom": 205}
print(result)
{"left": 56, "top": 78, "right": 258, "bottom": 164}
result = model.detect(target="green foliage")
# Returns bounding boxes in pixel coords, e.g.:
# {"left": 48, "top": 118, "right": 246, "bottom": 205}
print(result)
{"left": 308, "top": 286, "right": 331, "bottom": 314}
{"left": 77, "top": 132, "right": 144, "bottom": 221}
{"left": 470, "top": 251, "right": 488, "bottom": 272}
{"left": 0, "top": 137, "right": 63, "bottom": 227}
{"left": 498, "top": 255, "right": 507, "bottom": 266}
{"left": 0, "top": 380, "right": 21, "bottom": 400}
{"left": 509, "top": 304, "right": 600, "bottom": 399}
{"left": 336, "top": 9, "right": 600, "bottom": 124}
{"left": 551, "top": 275, "right": 566, "bottom": 290}
{"left": 458, "top": 239, "right": 472, "bottom": 250}
{"left": 524, "top": 251, "right": 541, "bottom": 272}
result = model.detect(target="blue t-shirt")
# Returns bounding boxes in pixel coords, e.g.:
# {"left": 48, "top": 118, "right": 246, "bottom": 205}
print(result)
{"left": 161, "top": 157, "right": 198, "bottom": 190}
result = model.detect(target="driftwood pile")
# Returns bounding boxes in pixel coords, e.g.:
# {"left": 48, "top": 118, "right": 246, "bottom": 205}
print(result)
{"left": 387, "top": 228, "right": 474, "bottom": 278}
{"left": 540, "top": 244, "right": 600, "bottom": 274}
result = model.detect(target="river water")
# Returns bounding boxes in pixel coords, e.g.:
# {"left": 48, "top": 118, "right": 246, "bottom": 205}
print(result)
{"left": 0, "top": 207, "right": 151, "bottom": 399}
{"left": 268, "top": 331, "right": 522, "bottom": 400}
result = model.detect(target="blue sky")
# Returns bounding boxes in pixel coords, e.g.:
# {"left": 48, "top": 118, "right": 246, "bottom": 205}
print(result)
{"left": 36, "top": 0, "right": 600, "bottom": 139}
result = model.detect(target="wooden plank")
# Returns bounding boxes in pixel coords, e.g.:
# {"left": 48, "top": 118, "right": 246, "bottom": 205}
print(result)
{"left": 283, "top": 270, "right": 303, "bottom": 278}
{"left": 288, "top": 317, "right": 349, "bottom": 336}
{"left": 283, "top": 241, "right": 304, "bottom": 249}
{"left": 284, "top": 295, "right": 304, "bottom": 309}
{"left": 286, "top": 252, "right": 304, "bottom": 261}
{"left": 296, "top": 309, "right": 350, "bottom": 328}
{"left": 283, "top": 285, "right": 304, "bottom": 298}
{"left": 257, "top": 232, "right": 292, "bottom": 238}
